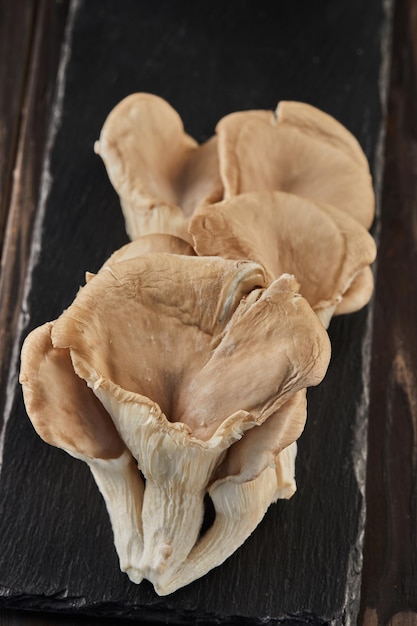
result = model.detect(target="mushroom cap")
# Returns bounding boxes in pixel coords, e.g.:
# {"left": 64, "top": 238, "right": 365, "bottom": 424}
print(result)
{"left": 50, "top": 255, "right": 329, "bottom": 444}
{"left": 189, "top": 190, "right": 376, "bottom": 319}
{"left": 20, "top": 321, "right": 126, "bottom": 460}
{"left": 95, "top": 93, "right": 223, "bottom": 242}
{"left": 274, "top": 101, "right": 370, "bottom": 170}
{"left": 21, "top": 252, "right": 330, "bottom": 453}
{"left": 334, "top": 265, "right": 375, "bottom": 315}
{"left": 216, "top": 101, "right": 375, "bottom": 228}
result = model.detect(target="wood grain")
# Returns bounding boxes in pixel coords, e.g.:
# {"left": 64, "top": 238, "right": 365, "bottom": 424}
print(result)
{"left": 359, "top": 0, "right": 417, "bottom": 623}
{"left": 0, "top": 0, "right": 34, "bottom": 259}
{"left": 0, "top": 0, "right": 69, "bottom": 419}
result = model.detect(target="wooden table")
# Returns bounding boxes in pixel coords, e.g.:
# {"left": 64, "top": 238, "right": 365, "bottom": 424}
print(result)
{"left": 0, "top": 0, "right": 416, "bottom": 624}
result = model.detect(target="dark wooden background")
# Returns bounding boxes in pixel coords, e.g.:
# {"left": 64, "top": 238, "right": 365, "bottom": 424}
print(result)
{"left": 0, "top": 0, "right": 416, "bottom": 624}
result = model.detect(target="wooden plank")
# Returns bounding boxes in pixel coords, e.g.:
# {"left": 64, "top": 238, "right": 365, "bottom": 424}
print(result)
{"left": 0, "top": 0, "right": 391, "bottom": 623}
{"left": 359, "top": 0, "right": 417, "bottom": 623}
{"left": 0, "top": 0, "right": 69, "bottom": 426}
{"left": 0, "top": 0, "right": 34, "bottom": 258}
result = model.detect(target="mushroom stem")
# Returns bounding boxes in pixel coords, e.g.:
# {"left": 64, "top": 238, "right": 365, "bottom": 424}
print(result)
{"left": 154, "top": 463, "right": 280, "bottom": 595}
{"left": 86, "top": 450, "right": 145, "bottom": 583}
{"left": 140, "top": 480, "right": 205, "bottom": 584}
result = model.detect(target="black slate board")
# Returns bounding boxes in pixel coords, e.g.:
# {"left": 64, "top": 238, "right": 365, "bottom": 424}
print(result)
{"left": 0, "top": 1, "right": 390, "bottom": 624}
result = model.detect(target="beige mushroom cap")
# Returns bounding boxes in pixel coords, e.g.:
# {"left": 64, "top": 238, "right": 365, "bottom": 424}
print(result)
{"left": 216, "top": 101, "right": 375, "bottom": 229}
{"left": 95, "top": 93, "right": 223, "bottom": 242}
{"left": 21, "top": 250, "right": 330, "bottom": 448}
{"left": 48, "top": 255, "right": 329, "bottom": 443}
{"left": 190, "top": 191, "right": 376, "bottom": 323}
{"left": 20, "top": 321, "right": 127, "bottom": 460}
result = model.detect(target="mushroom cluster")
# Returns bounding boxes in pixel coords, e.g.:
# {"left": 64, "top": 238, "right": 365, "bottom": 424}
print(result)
{"left": 20, "top": 94, "right": 376, "bottom": 595}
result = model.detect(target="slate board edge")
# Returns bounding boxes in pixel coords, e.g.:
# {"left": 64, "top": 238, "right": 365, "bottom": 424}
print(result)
{"left": 342, "top": 0, "right": 395, "bottom": 620}
{"left": 0, "top": 594, "right": 338, "bottom": 626}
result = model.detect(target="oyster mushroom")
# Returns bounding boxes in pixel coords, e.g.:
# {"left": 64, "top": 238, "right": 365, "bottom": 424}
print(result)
{"left": 189, "top": 190, "right": 376, "bottom": 327}
{"left": 216, "top": 101, "right": 375, "bottom": 228}
{"left": 20, "top": 250, "right": 330, "bottom": 594}
{"left": 95, "top": 93, "right": 223, "bottom": 243}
